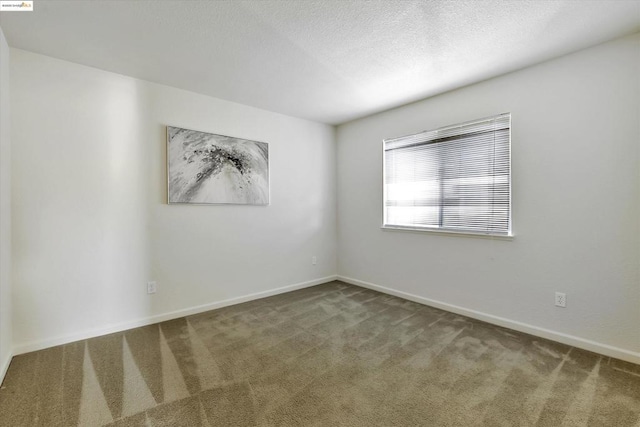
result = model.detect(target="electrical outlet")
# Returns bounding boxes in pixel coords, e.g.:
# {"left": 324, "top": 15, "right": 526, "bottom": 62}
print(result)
{"left": 147, "top": 281, "right": 157, "bottom": 294}
{"left": 555, "top": 292, "right": 566, "bottom": 308}
{"left": 311, "top": 256, "right": 317, "bottom": 265}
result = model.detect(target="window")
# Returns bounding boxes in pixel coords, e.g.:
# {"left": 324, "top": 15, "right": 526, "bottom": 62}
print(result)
{"left": 383, "top": 113, "right": 511, "bottom": 236}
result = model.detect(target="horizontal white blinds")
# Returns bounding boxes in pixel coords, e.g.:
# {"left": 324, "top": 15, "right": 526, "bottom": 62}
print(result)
{"left": 384, "top": 113, "right": 511, "bottom": 235}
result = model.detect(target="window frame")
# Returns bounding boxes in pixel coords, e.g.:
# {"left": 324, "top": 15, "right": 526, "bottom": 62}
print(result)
{"left": 381, "top": 113, "right": 513, "bottom": 239}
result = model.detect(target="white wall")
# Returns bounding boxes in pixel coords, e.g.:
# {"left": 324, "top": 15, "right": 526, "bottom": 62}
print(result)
{"left": 11, "top": 49, "right": 337, "bottom": 352}
{"left": 337, "top": 34, "right": 640, "bottom": 363}
{"left": 0, "top": 25, "right": 12, "bottom": 379}
{"left": 8, "top": 33, "right": 639, "bottom": 364}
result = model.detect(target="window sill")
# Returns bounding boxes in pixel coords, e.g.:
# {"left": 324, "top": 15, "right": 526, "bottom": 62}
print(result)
{"left": 381, "top": 225, "right": 514, "bottom": 241}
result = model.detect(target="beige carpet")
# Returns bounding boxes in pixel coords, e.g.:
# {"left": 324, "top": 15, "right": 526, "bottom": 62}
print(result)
{"left": 1, "top": 281, "right": 639, "bottom": 426}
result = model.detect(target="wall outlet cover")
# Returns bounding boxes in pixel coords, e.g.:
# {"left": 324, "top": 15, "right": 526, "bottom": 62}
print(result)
{"left": 555, "top": 292, "right": 566, "bottom": 308}
{"left": 147, "top": 281, "right": 157, "bottom": 294}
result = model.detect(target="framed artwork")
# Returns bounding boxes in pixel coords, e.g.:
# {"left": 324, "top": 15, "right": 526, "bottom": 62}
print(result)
{"left": 167, "top": 126, "right": 269, "bottom": 205}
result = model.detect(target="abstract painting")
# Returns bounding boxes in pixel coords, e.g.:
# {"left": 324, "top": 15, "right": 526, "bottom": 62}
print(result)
{"left": 167, "top": 126, "right": 269, "bottom": 205}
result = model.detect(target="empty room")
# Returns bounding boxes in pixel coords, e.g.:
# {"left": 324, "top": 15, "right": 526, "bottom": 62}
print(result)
{"left": 0, "top": 0, "right": 639, "bottom": 425}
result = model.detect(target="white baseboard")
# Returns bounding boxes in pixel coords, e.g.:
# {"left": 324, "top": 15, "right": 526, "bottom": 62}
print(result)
{"left": 13, "top": 275, "right": 338, "bottom": 355}
{"left": 0, "top": 350, "right": 12, "bottom": 386}
{"left": 338, "top": 275, "right": 640, "bottom": 365}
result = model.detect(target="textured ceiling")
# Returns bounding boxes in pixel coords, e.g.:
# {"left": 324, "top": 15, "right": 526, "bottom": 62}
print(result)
{"left": 1, "top": 0, "right": 639, "bottom": 124}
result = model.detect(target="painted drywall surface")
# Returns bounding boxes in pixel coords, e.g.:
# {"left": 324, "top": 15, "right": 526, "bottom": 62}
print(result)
{"left": 337, "top": 34, "right": 640, "bottom": 355}
{"left": 0, "top": 26, "right": 12, "bottom": 377}
{"left": 11, "top": 49, "right": 336, "bottom": 348}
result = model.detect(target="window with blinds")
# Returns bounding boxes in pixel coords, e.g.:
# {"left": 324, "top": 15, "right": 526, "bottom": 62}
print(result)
{"left": 383, "top": 113, "right": 511, "bottom": 236}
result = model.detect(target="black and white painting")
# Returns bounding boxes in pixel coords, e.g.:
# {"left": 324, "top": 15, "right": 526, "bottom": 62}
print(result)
{"left": 167, "top": 126, "right": 269, "bottom": 205}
